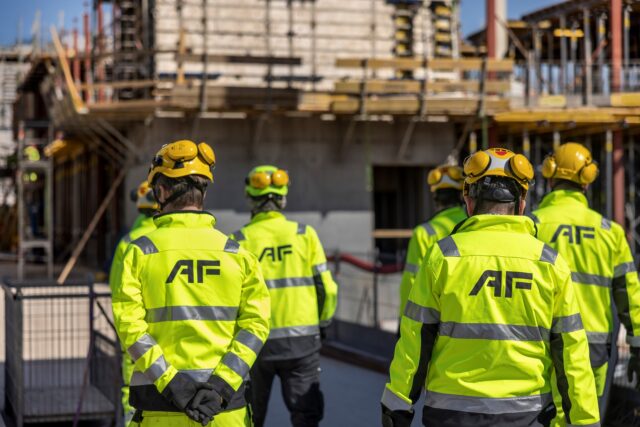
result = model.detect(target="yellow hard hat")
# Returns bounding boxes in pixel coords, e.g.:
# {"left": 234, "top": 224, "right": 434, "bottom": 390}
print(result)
{"left": 245, "top": 165, "right": 290, "bottom": 197}
{"left": 147, "top": 140, "right": 215, "bottom": 184}
{"left": 135, "top": 180, "right": 159, "bottom": 211}
{"left": 463, "top": 148, "right": 534, "bottom": 196}
{"left": 427, "top": 165, "right": 463, "bottom": 192}
{"left": 542, "top": 142, "right": 598, "bottom": 185}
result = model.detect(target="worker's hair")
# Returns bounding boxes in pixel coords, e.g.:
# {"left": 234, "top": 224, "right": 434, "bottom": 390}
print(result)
{"left": 551, "top": 178, "right": 585, "bottom": 192}
{"left": 153, "top": 174, "right": 208, "bottom": 210}
{"left": 248, "top": 194, "right": 286, "bottom": 217}
{"left": 473, "top": 200, "right": 516, "bottom": 215}
{"left": 434, "top": 188, "right": 462, "bottom": 207}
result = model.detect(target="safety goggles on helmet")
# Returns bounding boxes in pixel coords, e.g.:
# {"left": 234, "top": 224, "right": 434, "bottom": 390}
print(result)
{"left": 541, "top": 142, "right": 598, "bottom": 185}
{"left": 135, "top": 180, "right": 159, "bottom": 211}
{"left": 427, "top": 165, "right": 464, "bottom": 192}
{"left": 463, "top": 148, "right": 534, "bottom": 196}
{"left": 147, "top": 140, "right": 215, "bottom": 184}
{"left": 245, "top": 166, "right": 290, "bottom": 197}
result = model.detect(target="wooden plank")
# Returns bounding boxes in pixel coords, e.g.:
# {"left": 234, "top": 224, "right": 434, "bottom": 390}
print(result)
{"left": 331, "top": 97, "right": 510, "bottom": 115}
{"left": 78, "top": 80, "right": 157, "bottom": 90}
{"left": 335, "top": 57, "right": 514, "bottom": 72}
{"left": 176, "top": 53, "right": 302, "bottom": 65}
{"left": 611, "top": 92, "right": 640, "bottom": 107}
{"left": 372, "top": 229, "right": 414, "bottom": 239}
{"left": 334, "top": 79, "right": 510, "bottom": 94}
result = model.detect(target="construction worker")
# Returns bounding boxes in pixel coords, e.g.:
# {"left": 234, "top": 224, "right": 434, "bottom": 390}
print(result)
{"left": 111, "top": 140, "right": 271, "bottom": 426}
{"left": 230, "top": 165, "right": 338, "bottom": 427}
{"left": 109, "top": 180, "right": 159, "bottom": 425}
{"left": 382, "top": 148, "right": 599, "bottom": 427}
{"left": 399, "top": 164, "right": 466, "bottom": 316}
{"left": 531, "top": 142, "right": 640, "bottom": 423}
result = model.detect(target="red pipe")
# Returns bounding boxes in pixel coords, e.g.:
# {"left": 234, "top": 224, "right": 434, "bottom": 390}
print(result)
{"left": 486, "top": 0, "right": 496, "bottom": 59}
{"left": 97, "top": 0, "right": 104, "bottom": 101}
{"left": 73, "top": 27, "right": 80, "bottom": 82}
{"left": 327, "top": 253, "right": 404, "bottom": 274}
{"left": 612, "top": 130, "right": 625, "bottom": 227}
{"left": 611, "top": 0, "right": 622, "bottom": 91}
{"left": 83, "top": 12, "right": 91, "bottom": 102}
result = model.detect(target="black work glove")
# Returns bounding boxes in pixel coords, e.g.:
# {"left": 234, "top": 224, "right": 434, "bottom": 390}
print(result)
{"left": 161, "top": 372, "right": 201, "bottom": 411}
{"left": 381, "top": 403, "right": 413, "bottom": 427}
{"left": 627, "top": 347, "right": 640, "bottom": 391}
{"left": 186, "top": 384, "right": 224, "bottom": 426}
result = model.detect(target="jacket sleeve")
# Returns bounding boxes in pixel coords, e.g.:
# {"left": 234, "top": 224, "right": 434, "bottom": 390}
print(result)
{"left": 550, "top": 259, "right": 600, "bottom": 426}
{"left": 211, "top": 251, "right": 271, "bottom": 401}
{"left": 108, "top": 235, "right": 129, "bottom": 295}
{"left": 111, "top": 243, "right": 179, "bottom": 393}
{"left": 307, "top": 226, "right": 338, "bottom": 326}
{"left": 399, "top": 227, "right": 428, "bottom": 317}
{"left": 383, "top": 249, "right": 441, "bottom": 412}
{"left": 611, "top": 224, "right": 640, "bottom": 348}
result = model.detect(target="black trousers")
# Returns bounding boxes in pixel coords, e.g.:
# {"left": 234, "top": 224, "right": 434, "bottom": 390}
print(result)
{"left": 249, "top": 352, "right": 324, "bottom": 427}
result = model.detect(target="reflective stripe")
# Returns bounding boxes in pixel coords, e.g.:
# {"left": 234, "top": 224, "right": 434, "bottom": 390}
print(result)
{"left": 312, "top": 263, "right": 328, "bottom": 275}
{"left": 131, "top": 368, "right": 212, "bottom": 386}
{"left": 540, "top": 244, "right": 558, "bottom": 265}
{"left": 224, "top": 239, "right": 240, "bottom": 254}
{"left": 627, "top": 335, "right": 640, "bottom": 347}
{"left": 571, "top": 272, "right": 611, "bottom": 287}
{"left": 568, "top": 423, "right": 601, "bottom": 427}
{"left": 132, "top": 236, "right": 158, "bottom": 255}
{"left": 422, "top": 222, "right": 436, "bottom": 236}
{"left": 231, "top": 230, "right": 245, "bottom": 241}
{"left": 235, "top": 329, "right": 264, "bottom": 354}
{"left": 551, "top": 314, "right": 583, "bottom": 334}
{"left": 614, "top": 262, "right": 636, "bottom": 277}
{"left": 123, "top": 234, "right": 132, "bottom": 244}
{"left": 439, "top": 322, "right": 549, "bottom": 342}
{"left": 297, "top": 223, "right": 307, "bottom": 235}
{"left": 404, "top": 301, "right": 440, "bottom": 324}
{"left": 127, "top": 333, "right": 157, "bottom": 362}
{"left": 269, "top": 325, "right": 319, "bottom": 339}
{"left": 425, "top": 391, "right": 552, "bottom": 415}
{"left": 527, "top": 213, "right": 540, "bottom": 224}
{"left": 144, "top": 355, "right": 170, "bottom": 383}
{"left": 381, "top": 388, "right": 412, "bottom": 411}
{"left": 145, "top": 306, "right": 238, "bottom": 323}
{"left": 601, "top": 217, "right": 611, "bottom": 230}
{"left": 265, "top": 277, "right": 314, "bottom": 289}
{"left": 221, "top": 352, "right": 250, "bottom": 378}
{"left": 404, "top": 263, "right": 419, "bottom": 274}
{"left": 586, "top": 331, "right": 611, "bottom": 344}
{"left": 438, "top": 236, "right": 460, "bottom": 257}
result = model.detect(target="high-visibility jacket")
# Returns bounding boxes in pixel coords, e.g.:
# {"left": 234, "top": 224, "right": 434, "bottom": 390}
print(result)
{"left": 383, "top": 215, "right": 600, "bottom": 427}
{"left": 399, "top": 205, "right": 467, "bottom": 315}
{"left": 231, "top": 211, "right": 338, "bottom": 361}
{"left": 111, "top": 211, "right": 271, "bottom": 411}
{"left": 532, "top": 190, "right": 640, "bottom": 395}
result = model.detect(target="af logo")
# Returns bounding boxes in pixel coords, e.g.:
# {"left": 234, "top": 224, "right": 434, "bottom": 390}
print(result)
{"left": 551, "top": 225, "right": 595, "bottom": 244}
{"left": 259, "top": 244, "right": 293, "bottom": 262}
{"left": 470, "top": 270, "right": 534, "bottom": 297}
{"left": 166, "top": 260, "right": 220, "bottom": 284}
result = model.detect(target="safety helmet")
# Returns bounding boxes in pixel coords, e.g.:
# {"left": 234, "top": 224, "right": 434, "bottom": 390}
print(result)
{"left": 147, "top": 140, "right": 215, "bottom": 184}
{"left": 542, "top": 142, "right": 598, "bottom": 185}
{"left": 463, "top": 148, "right": 534, "bottom": 197}
{"left": 135, "top": 180, "right": 159, "bottom": 211}
{"left": 427, "top": 165, "right": 464, "bottom": 192}
{"left": 245, "top": 165, "right": 290, "bottom": 197}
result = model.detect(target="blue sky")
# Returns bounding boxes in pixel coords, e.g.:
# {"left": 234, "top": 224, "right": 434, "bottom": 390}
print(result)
{"left": 0, "top": 0, "right": 563, "bottom": 46}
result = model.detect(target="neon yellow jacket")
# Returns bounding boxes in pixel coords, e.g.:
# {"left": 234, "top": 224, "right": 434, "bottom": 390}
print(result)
{"left": 400, "top": 205, "right": 467, "bottom": 315}
{"left": 231, "top": 211, "right": 338, "bottom": 360}
{"left": 383, "top": 215, "right": 599, "bottom": 426}
{"left": 532, "top": 190, "right": 640, "bottom": 384}
{"left": 111, "top": 211, "right": 270, "bottom": 410}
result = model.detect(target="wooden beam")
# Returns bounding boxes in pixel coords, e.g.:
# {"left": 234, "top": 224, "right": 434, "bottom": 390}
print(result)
{"left": 334, "top": 79, "right": 510, "bottom": 94}
{"left": 372, "top": 229, "right": 414, "bottom": 239}
{"left": 335, "top": 57, "right": 514, "bottom": 72}
{"left": 176, "top": 53, "right": 302, "bottom": 65}
{"left": 332, "top": 98, "right": 510, "bottom": 115}
{"left": 50, "top": 26, "right": 87, "bottom": 114}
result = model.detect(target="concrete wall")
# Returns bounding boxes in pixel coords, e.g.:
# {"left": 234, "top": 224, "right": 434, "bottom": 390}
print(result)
{"left": 124, "top": 115, "right": 456, "bottom": 253}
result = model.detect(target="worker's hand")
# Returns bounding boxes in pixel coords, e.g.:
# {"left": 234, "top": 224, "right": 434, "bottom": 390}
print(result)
{"left": 188, "top": 384, "right": 224, "bottom": 426}
{"left": 627, "top": 347, "right": 640, "bottom": 391}
{"left": 381, "top": 403, "right": 413, "bottom": 427}
{"left": 161, "top": 372, "right": 202, "bottom": 411}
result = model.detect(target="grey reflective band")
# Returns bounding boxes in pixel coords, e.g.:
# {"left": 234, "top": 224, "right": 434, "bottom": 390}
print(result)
{"left": 551, "top": 314, "right": 583, "bottom": 334}
{"left": 627, "top": 335, "right": 640, "bottom": 347}
{"left": 425, "top": 391, "right": 552, "bottom": 415}
{"left": 297, "top": 223, "right": 307, "bottom": 234}
{"left": 438, "top": 236, "right": 460, "bottom": 257}
{"left": 269, "top": 325, "right": 320, "bottom": 339}
{"left": 404, "top": 263, "right": 419, "bottom": 274}
{"left": 404, "top": 301, "right": 440, "bottom": 324}
{"left": 131, "top": 368, "right": 213, "bottom": 386}
{"left": 144, "top": 354, "right": 170, "bottom": 383}
{"left": 601, "top": 217, "right": 611, "bottom": 230}
{"left": 221, "top": 352, "right": 250, "bottom": 378}
{"left": 527, "top": 213, "right": 540, "bottom": 224}
{"left": 439, "top": 322, "right": 549, "bottom": 342}
{"left": 231, "top": 230, "right": 246, "bottom": 241}
{"left": 265, "top": 277, "right": 314, "bottom": 289}
{"left": 540, "top": 244, "right": 558, "bottom": 265}
{"left": 145, "top": 306, "right": 238, "bottom": 323}
{"left": 614, "top": 262, "right": 636, "bottom": 278}
{"left": 422, "top": 222, "right": 436, "bottom": 236}
{"left": 224, "top": 239, "right": 240, "bottom": 254}
{"left": 571, "top": 272, "right": 611, "bottom": 287}
{"left": 313, "top": 263, "right": 328, "bottom": 275}
{"left": 132, "top": 236, "right": 159, "bottom": 255}
{"left": 381, "top": 388, "right": 412, "bottom": 412}
{"left": 586, "top": 331, "right": 611, "bottom": 344}
{"left": 127, "top": 333, "right": 157, "bottom": 362}
{"left": 235, "top": 329, "right": 264, "bottom": 354}
{"left": 123, "top": 234, "right": 132, "bottom": 244}
{"left": 568, "top": 423, "right": 601, "bottom": 427}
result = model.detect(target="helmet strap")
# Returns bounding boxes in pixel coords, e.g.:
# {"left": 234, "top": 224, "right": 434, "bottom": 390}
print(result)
{"left": 156, "top": 176, "right": 207, "bottom": 210}
{"left": 250, "top": 194, "right": 286, "bottom": 216}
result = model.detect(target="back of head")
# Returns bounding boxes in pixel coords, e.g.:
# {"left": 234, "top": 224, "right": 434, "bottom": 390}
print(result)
{"left": 542, "top": 142, "right": 599, "bottom": 189}
{"left": 245, "top": 165, "right": 290, "bottom": 215}
{"left": 428, "top": 165, "right": 463, "bottom": 208}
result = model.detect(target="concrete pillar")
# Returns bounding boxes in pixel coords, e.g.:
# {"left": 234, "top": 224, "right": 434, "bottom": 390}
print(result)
{"left": 611, "top": 0, "right": 622, "bottom": 92}
{"left": 560, "top": 15, "right": 568, "bottom": 93}
{"left": 613, "top": 129, "right": 625, "bottom": 226}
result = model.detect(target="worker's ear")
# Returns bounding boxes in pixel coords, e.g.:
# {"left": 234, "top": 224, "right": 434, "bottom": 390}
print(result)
{"left": 518, "top": 197, "right": 527, "bottom": 215}
{"left": 463, "top": 196, "right": 474, "bottom": 216}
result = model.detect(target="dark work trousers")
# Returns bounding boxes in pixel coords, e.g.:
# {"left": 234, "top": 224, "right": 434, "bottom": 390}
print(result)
{"left": 249, "top": 352, "right": 324, "bottom": 427}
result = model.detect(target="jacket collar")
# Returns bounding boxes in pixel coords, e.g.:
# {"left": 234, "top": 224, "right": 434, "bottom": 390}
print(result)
{"left": 455, "top": 214, "right": 536, "bottom": 237}
{"left": 153, "top": 210, "right": 217, "bottom": 228}
{"left": 538, "top": 189, "right": 589, "bottom": 209}
{"left": 432, "top": 205, "right": 466, "bottom": 220}
{"left": 250, "top": 211, "right": 286, "bottom": 224}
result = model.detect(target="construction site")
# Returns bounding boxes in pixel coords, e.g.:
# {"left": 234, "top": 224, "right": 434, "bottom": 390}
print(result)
{"left": 0, "top": 0, "right": 638, "bottom": 425}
